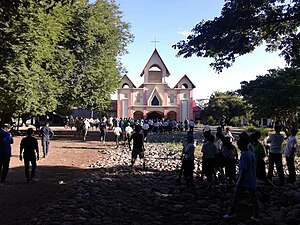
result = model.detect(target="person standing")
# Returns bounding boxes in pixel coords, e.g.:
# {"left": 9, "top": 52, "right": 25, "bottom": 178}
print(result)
{"left": 129, "top": 125, "right": 145, "bottom": 172}
{"left": 177, "top": 131, "right": 194, "bottom": 184}
{"left": 99, "top": 118, "right": 107, "bottom": 143}
{"left": 183, "top": 135, "right": 195, "bottom": 186}
{"left": 225, "top": 127, "right": 235, "bottom": 143}
{"left": 20, "top": 128, "right": 39, "bottom": 183}
{"left": 113, "top": 125, "right": 122, "bottom": 148}
{"left": 0, "top": 124, "right": 14, "bottom": 183}
{"left": 142, "top": 121, "right": 149, "bottom": 141}
{"left": 267, "top": 125, "right": 285, "bottom": 185}
{"left": 285, "top": 128, "right": 298, "bottom": 184}
{"left": 82, "top": 119, "right": 90, "bottom": 142}
{"left": 124, "top": 124, "right": 133, "bottom": 147}
{"left": 40, "top": 121, "right": 54, "bottom": 158}
{"left": 189, "top": 119, "right": 195, "bottom": 133}
{"left": 223, "top": 137, "right": 238, "bottom": 183}
{"left": 201, "top": 133, "right": 217, "bottom": 182}
{"left": 223, "top": 132, "right": 259, "bottom": 222}
{"left": 250, "top": 131, "right": 267, "bottom": 181}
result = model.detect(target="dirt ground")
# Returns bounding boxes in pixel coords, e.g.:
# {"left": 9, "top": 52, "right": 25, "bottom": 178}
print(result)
{"left": 0, "top": 127, "right": 109, "bottom": 225}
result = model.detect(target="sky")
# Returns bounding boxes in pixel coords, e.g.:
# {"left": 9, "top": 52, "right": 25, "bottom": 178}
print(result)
{"left": 112, "top": 0, "right": 286, "bottom": 99}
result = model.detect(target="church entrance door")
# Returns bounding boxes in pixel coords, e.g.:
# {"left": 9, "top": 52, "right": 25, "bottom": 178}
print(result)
{"left": 147, "top": 111, "right": 163, "bottom": 120}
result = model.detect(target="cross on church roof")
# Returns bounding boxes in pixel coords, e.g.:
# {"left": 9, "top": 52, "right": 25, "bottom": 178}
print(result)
{"left": 151, "top": 37, "right": 160, "bottom": 48}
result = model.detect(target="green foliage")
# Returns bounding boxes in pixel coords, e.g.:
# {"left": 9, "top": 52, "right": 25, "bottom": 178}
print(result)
{"left": 0, "top": 1, "right": 70, "bottom": 119}
{"left": 206, "top": 116, "right": 215, "bottom": 125}
{"left": 229, "top": 117, "right": 240, "bottom": 127}
{"left": 244, "top": 125, "right": 271, "bottom": 139}
{"left": 239, "top": 67, "right": 300, "bottom": 125}
{"left": 173, "top": 0, "right": 300, "bottom": 72}
{"left": 0, "top": 0, "right": 133, "bottom": 122}
{"left": 205, "top": 91, "right": 247, "bottom": 125}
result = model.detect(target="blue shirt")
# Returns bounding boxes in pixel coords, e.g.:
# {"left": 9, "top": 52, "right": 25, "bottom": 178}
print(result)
{"left": 0, "top": 129, "right": 14, "bottom": 157}
{"left": 40, "top": 126, "right": 54, "bottom": 141}
{"left": 237, "top": 150, "right": 257, "bottom": 188}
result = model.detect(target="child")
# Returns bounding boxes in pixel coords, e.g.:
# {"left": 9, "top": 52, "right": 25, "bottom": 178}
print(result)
{"left": 223, "top": 136, "right": 238, "bottom": 183}
{"left": 201, "top": 133, "right": 217, "bottom": 182}
{"left": 177, "top": 131, "right": 193, "bottom": 184}
{"left": 183, "top": 135, "right": 195, "bottom": 186}
{"left": 285, "top": 128, "right": 298, "bottom": 184}
{"left": 224, "top": 132, "right": 259, "bottom": 222}
{"left": 20, "top": 128, "right": 39, "bottom": 183}
{"left": 250, "top": 131, "right": 267, "bottom": 181}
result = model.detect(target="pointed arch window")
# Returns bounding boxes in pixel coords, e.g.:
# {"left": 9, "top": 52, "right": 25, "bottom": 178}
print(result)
{"left": 151, "top": 96, "right": 160, "bottom": 106}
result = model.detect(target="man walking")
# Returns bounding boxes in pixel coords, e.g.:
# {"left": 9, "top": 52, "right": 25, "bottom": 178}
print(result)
{"left": 0, "top": 124, "right": 14, "bottom": 183}
{"left": 20, "top": 128, "right": 39, "bottom": 183}
{"left": 40, "top": 121, "right": 54, "bottom": 158}
{"left": 129, "top": 125, "right": 145, "bottom": 172}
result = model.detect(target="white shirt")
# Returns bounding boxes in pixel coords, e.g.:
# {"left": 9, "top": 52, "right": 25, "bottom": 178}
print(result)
{"left": 113, "top": 127, "right": 122, "bottom": 136}
{"left": 125, "top": 126, "right": 133, "bottom": 135}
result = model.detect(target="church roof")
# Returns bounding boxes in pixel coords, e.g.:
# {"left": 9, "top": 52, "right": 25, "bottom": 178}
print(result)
{"left": 121, "top": 75, "right": 136, "bottom": 88}
{"left": 140, "top": 48, "right": 170, "bottom": 77}
{"left": 174, "top": 74, "right": 196, "bottom": 89}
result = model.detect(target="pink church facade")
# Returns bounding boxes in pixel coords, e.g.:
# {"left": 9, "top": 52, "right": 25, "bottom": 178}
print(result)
{"left": 117, "top": 49, "right": 195, "bottom": 121}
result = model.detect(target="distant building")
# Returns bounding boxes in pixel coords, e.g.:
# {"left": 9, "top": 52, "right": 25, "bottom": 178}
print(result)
{"left": 117, "top": 49, "right": 196, "bottom": 121}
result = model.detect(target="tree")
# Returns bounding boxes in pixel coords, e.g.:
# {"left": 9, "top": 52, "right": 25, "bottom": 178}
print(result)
{"left": 239, "top": 67, "right": 300, "bottom": 126}
{"left": 0, "top": 0, "right": 74, "bottom": 122}
{"left": 59, "top": 0, "right": 133, "bottom": 112}
{"left": 173, "top": 0, "right": 300, "bottom": 73}
{"left": 0, "top": 0, "right": 133, "bottom": 123}
{"left": 205, "top": 91, "right": 247, "bottom": 125}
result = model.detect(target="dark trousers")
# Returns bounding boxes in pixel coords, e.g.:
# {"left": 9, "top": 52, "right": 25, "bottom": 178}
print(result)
{"left": 267, "top": 153, "right": 284, "bottom": 183}
{"left": 286, "top": 157, "right": 296, "bottom": 183}
{"left": 143, "top": 130, "right": 148, "bottom": 139}
{"left": 256, "top": 158, "right": 266, "bottom": 180}
{"left": 183, "top": 159, "right": 194, "bottom": 185}
{"left": 0, "top": 152, "right": 10, "bottom": 182}
{"left": 24, "top": 155, "right": 37, "bottom": 181}
{"left": 42, "top": 140, "right": 50, "bottom": 158}
{"left": 203, "top": 158, "right": 215, "bottom": 182}
{"left": 225, "top": 158, "right": 236, "bottom": 181}
{"left": 100, "top": 131, "right": 106, "bottom": 142}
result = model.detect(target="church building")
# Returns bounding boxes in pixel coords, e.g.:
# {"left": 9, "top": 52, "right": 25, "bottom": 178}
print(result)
{"left": 117, "top": 49, "right": 195, "bottom": 121}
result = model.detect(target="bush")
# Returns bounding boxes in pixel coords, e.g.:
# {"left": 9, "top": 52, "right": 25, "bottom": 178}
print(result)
{"left": 207, "top": 116, "right": 215, "bottom": 125}
{"left": 244, "top": 125, "right": 271, "bottom": 139}
{"left": 229, "top": 117, "right": 241, "bottom": 127}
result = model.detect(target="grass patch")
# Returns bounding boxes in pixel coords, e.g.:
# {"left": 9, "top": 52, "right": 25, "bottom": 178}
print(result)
{"left": 166, "top": 142, "right": 182, "bottom": 149}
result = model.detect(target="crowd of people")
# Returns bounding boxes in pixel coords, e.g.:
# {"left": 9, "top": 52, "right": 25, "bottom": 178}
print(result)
{"left": 177, "top": 124, "right": 298, "bottom": 222}
{"left": 0, "top": 118, "right": 298, "bottom": 221}
{"left": 68, "top": 116, "right": 196, "bottom": 143}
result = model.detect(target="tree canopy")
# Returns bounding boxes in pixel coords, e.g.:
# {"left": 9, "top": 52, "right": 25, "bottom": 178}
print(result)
{"left": 205, "top": 91, "right": 247, "bottom": 125}
{"left": 239, "top": 67, "right": 300, "bottom": 125}
{"left": 173, "top": 0, "right": 300, "bottom": 73}
{"left": 0, "top": 0, "right": 133, "bottom": 122}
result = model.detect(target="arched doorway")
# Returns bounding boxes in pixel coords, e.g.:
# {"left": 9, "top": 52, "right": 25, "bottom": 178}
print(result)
{"left": 167, "top": 111, "right": 177, "bottom": 120}
{"left": 133, "top": 111, "right": 143, "bottom": 120}
{"left": 147, "top": 111, "right": 163, "bottom": 120}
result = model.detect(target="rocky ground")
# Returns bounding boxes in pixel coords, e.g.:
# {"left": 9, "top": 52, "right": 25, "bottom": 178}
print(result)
{"left": 1, "top": 128, "right": 300, "bottom": 225}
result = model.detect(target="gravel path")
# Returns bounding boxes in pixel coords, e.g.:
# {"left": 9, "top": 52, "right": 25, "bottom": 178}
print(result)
{"left": 2, "top": 129, "right": 300, "bottom": 225}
